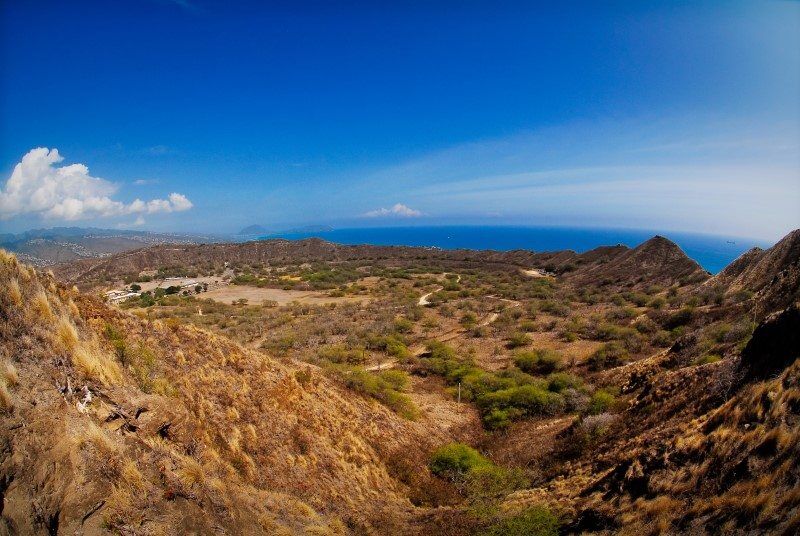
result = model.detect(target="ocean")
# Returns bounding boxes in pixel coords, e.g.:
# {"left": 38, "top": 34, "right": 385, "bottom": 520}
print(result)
{"left": 265, "top": 225, "right": 771, "bottom": 275}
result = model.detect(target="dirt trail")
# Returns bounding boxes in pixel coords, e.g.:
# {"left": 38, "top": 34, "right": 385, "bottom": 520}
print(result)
{"left": 418, "top": 288, "right": 441, "bottom": 306}
{"left": 372, "top": 281, "right": 521, "bottom": 371}
{"left": 418, "top": 273, "right": 461, "bottom": 306}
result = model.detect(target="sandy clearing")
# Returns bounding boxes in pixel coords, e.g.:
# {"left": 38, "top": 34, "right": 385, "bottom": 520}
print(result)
{"left": 521, "top": 268, "right": 548, "bottom": 278}
{"left": 201, "top": 285, "right": 369, "bottom": 306}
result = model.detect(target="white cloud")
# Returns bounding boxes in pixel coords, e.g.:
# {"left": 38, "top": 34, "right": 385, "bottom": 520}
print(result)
{"left": 133, "top": 178, "right": 159, "bottom": 185}
{"left": 363, "top": 203, "right": 423, "bottom": 218}
{"left": 0, "top": 148, "right": 193, "bottom": 221}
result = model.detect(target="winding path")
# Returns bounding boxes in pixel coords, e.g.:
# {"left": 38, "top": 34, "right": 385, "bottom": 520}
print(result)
{"left": 369, "top": 276, "right": 524, "bottom": 372}
{"left": 418, "top": 273, "right": 461, "bottom": 306}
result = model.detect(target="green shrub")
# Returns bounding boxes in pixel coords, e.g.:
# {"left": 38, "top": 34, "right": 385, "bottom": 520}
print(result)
{"left": 606, "top": 307, "right": 637, "bottom": 321}
{"left": 634, "top": 317, "right": 658, "bottom": 334}
{"left": 506, "top": 332, "right": 532, "bottom": 349}
{"left": 547, "top": 372, "right": 582, "bottom": 393}
{"left": 625, "top": 292, "right": 649, "bottom": 307}
{"left": 693, "top": 354, "right": 722, "bottom": 366}
{"left": 651, "top": 330, "right": 673, "bottom": 347}
{"left": 539, "top": 300, "right": 570, "bottom": 317}
{"left": 379, "top": 369, "right": 410, "bottom": 391}
{"left": 561, "top": 330, "right": 578, "bottom": 342}
{"left": 478, "top": 385, "right": 564, "bottom": 422}
{"left": 480, "top": 506, "right": 560, "bottom": 536}
{"left": 393, "top": 316, "right": 414, "bottom": 334}
{"left": 465, "top": 465, "right": 529, "bottom": 500}
{"left": 482, "top": 408, "right": 513, "bottom": 430}
{"left": 587, "top": 389, "right": 616, "bottom": 414}
{"left": 587, "top": 342, "right": 628, "bottom": 370}
{"left": 326, "top": 364, "right": 418, "bottom": 419}
{"left": 421, "top": 342, "right": 583, "bottom": 429}
{"left": 514, "top": 349, "right": 562, "bottom": 374}
{"left": 384, "top": 335, "right": 411, "bottom": 360}
{"left": 103, "top": 323, "right": 127, "bottom": 363}
{"left": 429, "top": 443, "right": 491, "bottom": 477}
{"left": 664, "top": 307, "right": 694, "bottom": 330}
{"left": 317, "top": 343, "right": 366, "bottom": 365}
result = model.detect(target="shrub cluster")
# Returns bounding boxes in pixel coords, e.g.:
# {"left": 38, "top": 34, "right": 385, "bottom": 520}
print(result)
{"left": 429, "top": 443, "right": 529, "bottom": 506}
{"left": 480, "top": 505, "right": 560, "bottom": 536}
{"left": 587, "top": 341, "right": 628, "bottom": 370}
{"left": 420, "top": 342, "right": 587, "bottom": 429}
{"left": 429, "top": 442, "right": 492, "bottom": 477}
{"left": 325, "top": 364, "right": 418, "bottom": 419}
{"left": 513, "top": 348, "right": 562, "bottom": 374}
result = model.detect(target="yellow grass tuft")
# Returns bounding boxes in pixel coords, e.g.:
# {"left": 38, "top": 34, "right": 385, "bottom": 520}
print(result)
{"left": 2, "top": 362, "right": 18, "bottom": 387}
{"left": 177, "top": 456, "right": 206, "bottom": 489}
{"left": 32, "top": 290, "right": 54, "bottom": 321}
{"left": 75, "top": 422, "right": 121, "bottom": 478}
{"left": 4, "top": 279, "right": 22, "bottom": 306}
{"left": 0, "top": 382, "right": 12, "bottom": 414}
{"left": 67, "top": 298, "right": 80, "bottom": 318}
{"left": 56, "top": 316, "right": 79, "bottom": 351}
{"left": 0, "top": 248, "right": 15, "bottom": 265}
{"left": 120, "top": 460, "right": 146, "bottom": 492}
{"left": 72, "top": 344, "right": 122, "bottom": 386}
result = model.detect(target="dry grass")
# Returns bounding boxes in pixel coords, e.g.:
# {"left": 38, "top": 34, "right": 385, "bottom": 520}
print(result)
{"left": 177, "top": 455, "right": 206, "bottom": 489}
{"left": 4, "top": 278, "right": 22, "bottom": 306}
{"left": 2, "top": 362, "right": 18, "bottom": 387}
{"left": 72, "top": 344, "right": 122, "bottom": 386}
{"left": 67, "top": 298, "right": 80, "bottom": 317}
{"left": 74, "top": 421, "right": 122, "bottom": 483}
{"left": 32, "top": 289, "right": 54, "bottom": 321}
{"left": 0, "top": 248, "right": 14, "bottom": 264}
{"left": 13, "top": 247, "right": 796, "bottom": 534}
{"left": 105, "top": 461, "right": 148, "bottom": 528}
{"left": 0, "top": 382, "right": 12, "bottom": 413}
{"left": 55, "top": 315, "right": 79, "bottom": 351}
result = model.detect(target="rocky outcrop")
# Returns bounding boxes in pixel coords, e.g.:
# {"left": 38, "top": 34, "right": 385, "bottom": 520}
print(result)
{"left": 738, "top": 302, "right": 800, "bottom": 382}
{"left": 710, "top": 229, "right": 800, "bottom": 315}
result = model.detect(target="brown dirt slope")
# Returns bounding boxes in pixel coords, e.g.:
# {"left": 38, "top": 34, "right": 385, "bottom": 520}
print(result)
{"left": 0, "top": 250, "right": 453, "bottom": 535}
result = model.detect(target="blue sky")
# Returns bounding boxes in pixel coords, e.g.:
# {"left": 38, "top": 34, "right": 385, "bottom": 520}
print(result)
{"left": 1, "top": 0, "right": 798, "bottom": 240}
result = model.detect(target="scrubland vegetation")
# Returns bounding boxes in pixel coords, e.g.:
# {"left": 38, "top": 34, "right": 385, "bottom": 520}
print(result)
{"left": 3, "top": 230, "right": 799, "bottom": 534}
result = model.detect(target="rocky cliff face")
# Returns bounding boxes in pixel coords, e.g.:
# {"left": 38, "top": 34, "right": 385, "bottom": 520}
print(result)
{"left": 738, "top": 302, "right": 800, "bottom": 382}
